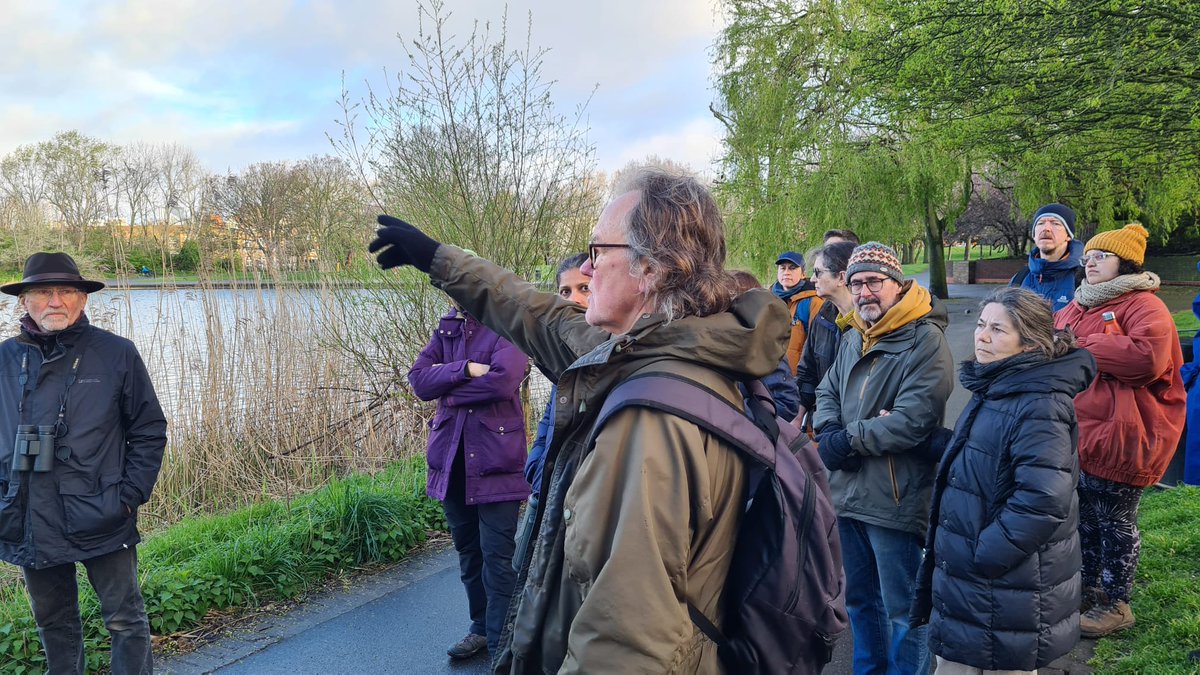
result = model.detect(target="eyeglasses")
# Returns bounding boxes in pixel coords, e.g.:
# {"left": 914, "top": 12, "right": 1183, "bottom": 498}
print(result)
{"left": 24, "top": 287, "right": 83, "bottom": 301}
{"left": 588, "top": 243, "right": 631, "bottom": 266}
{"left": 811, "top": 267, "right": 831, "bottom": 278}
{"left": 1080, "top": 251, "right": 1117, "bottom": 266}
{"left": 848, "top": 277, "right": 891, "bottom": 295}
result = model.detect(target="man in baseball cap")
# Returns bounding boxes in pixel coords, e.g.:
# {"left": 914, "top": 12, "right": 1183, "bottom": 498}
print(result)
{"left": 772, "top": 251, "right": 823, "bottom": 375}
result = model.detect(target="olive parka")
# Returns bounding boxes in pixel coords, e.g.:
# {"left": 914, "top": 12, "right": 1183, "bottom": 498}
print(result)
{"left": 427, "top": 246, "right": 789, "bottom": 674}
{"left": 911, "top": 348, "right": 1096, "bottom": 670}
{"left": 0, "top": 317, "right": 167, "bottom": 569}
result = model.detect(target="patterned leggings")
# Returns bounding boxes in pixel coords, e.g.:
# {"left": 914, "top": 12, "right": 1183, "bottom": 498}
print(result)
{"left": 1078, "top": 472, "right": 1144, "bottom": 603}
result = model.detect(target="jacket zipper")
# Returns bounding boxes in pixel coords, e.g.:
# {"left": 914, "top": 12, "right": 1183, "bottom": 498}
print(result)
{"left": 857, "top": 359, "right": 879, "bottom": 401}
{"left": 888, "top": 456, "right": 901, "bottom": 506}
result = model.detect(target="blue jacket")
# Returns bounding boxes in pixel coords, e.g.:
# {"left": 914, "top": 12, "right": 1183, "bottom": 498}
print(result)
{"left": 912, "top": 348, "right": 1096, "bottom": 670}
{"left": 1011, "top": 239, "right": 1084, "bottom": 313}
{"left": 747, "top": 357, "right": 800, "bottom": 421}
{"left": 1184, "top": 278, "right": 1200, "bottom": 486}
{"left": 525, "top": 391, "right": 555, "bottom": 499}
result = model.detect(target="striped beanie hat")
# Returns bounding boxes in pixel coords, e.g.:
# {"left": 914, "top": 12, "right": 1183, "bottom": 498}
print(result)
{"left": 846, "top": 242, "right": 903, "bottom": 284}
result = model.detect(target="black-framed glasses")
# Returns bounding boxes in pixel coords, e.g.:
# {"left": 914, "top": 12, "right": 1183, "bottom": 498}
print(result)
{"left": 848, "top": 277, "right": 890, "bottom": 295}
{"left": 1080, "top": 251, "right": 1117, "bottom": 266}
{"left": 588, "top": 243, "right": 632, "bottom": 266}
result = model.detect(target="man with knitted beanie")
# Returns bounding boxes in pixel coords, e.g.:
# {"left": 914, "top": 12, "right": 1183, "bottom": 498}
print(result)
{"left": 814, "top": 242, "right": 954, "bottom": 675}
{"left": 1011, "top": 203, "right": 1084, "bottom": 312}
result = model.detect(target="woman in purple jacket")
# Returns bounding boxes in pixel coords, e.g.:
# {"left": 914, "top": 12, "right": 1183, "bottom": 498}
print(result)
{"left": 408, "top": 304, "right": 530, "bottom": 660}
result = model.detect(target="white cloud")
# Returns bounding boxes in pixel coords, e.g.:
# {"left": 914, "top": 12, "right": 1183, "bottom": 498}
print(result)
{"left": 0, "top": 0, "right": 729, "bottom": 174}
{"left": 604, "top": 116, "right": 724, "bottom": 177}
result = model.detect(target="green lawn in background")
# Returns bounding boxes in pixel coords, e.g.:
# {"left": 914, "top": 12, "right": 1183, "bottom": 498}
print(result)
{"left": 1173, "top": 309, "right": 1199, "bottom": 335}
{"left": 1091, "top": 486, "right": 1200, "bottom": 673}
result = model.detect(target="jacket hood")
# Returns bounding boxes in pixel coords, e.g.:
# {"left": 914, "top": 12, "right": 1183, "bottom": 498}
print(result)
{"left": 618, "top": 287, "right": 789, "bottom": 381}
{"left": 850, "top": 281, "right": 946, "bottom": 351}
{"left": 964, "top": 347, "right": 1096, "bottom": 400}
{"left": 1027, "top": 238, "right": 1083, "bottom": 275}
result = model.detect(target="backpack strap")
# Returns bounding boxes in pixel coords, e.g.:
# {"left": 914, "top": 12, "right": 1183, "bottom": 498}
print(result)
{"left": 588, "top": 370, "right": 782, "bottom": 646}
{"left": 1010, "top": 266, "right": 1030, "bottom": 287}
{"left": 589, "top": 371, "right": 776, "bottom": 469}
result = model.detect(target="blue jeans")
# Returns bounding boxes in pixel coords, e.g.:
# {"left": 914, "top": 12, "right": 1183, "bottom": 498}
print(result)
{"left": 22, "top": 545, "right": 152, "bottom": 675}
{"left": 838, "top": 517, "right": 929, "bottom": 675}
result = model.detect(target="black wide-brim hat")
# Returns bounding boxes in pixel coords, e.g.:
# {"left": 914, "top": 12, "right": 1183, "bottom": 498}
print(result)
{"left": 1, "top": 252, "right": 106, "bottom": 296}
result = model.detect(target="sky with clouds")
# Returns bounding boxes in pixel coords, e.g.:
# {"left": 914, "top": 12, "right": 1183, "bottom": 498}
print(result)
{"left": 0, "top": 0, "right": 728, "bottom": 177}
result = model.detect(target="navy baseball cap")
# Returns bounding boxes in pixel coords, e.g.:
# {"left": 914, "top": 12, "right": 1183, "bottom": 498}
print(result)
{"left": 774, "top": 251, "right": 805, "bottom": 268}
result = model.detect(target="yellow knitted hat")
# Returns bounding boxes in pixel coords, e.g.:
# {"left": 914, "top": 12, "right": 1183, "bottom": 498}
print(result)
{"left": 1084, "top": 223, "right": 1148, "bottom": 266}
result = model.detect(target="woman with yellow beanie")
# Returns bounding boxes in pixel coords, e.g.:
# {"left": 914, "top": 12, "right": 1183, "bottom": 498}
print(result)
{"left": 1054, "top": 223, "right": 1186, "bottom": 638}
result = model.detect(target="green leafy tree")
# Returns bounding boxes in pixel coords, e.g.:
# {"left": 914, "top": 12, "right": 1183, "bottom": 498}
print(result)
{"left": 851, "top": 0, "right": 1200, "bottom": 236}
{"left": 713, "top": 0, "right": 972, "bottom": 297}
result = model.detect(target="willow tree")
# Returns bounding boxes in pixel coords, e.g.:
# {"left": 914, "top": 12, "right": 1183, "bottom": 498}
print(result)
{"left": 853, "top": 0, "right": 1200, "bottom": 237}
{"left": 713, "top": 0, "right": 972, "bottom": 297}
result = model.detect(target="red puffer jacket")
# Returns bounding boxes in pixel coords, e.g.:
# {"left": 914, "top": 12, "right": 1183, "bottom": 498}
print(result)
{"left": 1055, "top": 290, "right": 1186, "bottom": 487}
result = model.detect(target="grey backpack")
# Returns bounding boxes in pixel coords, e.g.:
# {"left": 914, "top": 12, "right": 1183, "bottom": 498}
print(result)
{"left": 593, "top": 372, "right": 848, "bottom": 674}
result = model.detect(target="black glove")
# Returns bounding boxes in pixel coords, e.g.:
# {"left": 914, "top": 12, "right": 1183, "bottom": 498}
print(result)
{"left": 915, "top": 427, "right": 955, "bottom": 464}
{"left": 368, "top": 215, "right": 441, "bottom": 272}
{"left": 816, "top": 426, "right": 862, "bottom": 472}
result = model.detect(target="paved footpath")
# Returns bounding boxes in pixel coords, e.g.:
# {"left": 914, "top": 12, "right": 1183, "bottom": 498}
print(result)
{"left": 158, "top": 281, "right": 1093, "bottom": 674}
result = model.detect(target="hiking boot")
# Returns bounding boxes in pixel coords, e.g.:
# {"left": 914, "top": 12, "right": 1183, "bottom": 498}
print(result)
{"left": 1081, "top": 586, "right": 1106, "bottom": 614}
{"left": 1080, "top": 600, "right": 1135, "bottom": 638}
{"left": 447, "top": 633, "right": 488, "bottom": 659}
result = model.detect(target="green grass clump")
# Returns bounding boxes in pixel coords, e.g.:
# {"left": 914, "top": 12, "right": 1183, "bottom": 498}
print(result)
{"left": 0, "top": 458, "right": 445, "bottom": 673}
{"left": 1172, "top": 308, "right": 1199, "bottom": 335}
{"left": 1091, "top": 485, "right": 1200, "bottom": 673}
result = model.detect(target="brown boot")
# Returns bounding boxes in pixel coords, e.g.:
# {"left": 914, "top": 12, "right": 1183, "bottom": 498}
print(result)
{"left": 1081, "top": 586, "right": 1105, "bottom": 614}
{"left": 1080, "top": 600, "right": 1135, "bottom": 637}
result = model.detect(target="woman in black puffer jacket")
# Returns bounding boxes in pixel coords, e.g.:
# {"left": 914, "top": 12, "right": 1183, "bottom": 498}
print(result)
{"left": 911, "top": 287, "right": 1097, "bottom": 673}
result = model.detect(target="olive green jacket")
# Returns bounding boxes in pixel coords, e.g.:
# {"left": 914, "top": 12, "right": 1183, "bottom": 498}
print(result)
{"left": 429, "top": 246, "right": 789, "bottom": 674}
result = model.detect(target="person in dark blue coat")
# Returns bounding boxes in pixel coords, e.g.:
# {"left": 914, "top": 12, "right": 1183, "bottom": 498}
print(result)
{"left": 912, "top": 287, "right": 1097, "bottom": 673}
{"left": 1009, "top": 203, "right": 1084, "bottom": 313}
{"left": 1184, "top": 260, "right": 1200, "bottom": 487}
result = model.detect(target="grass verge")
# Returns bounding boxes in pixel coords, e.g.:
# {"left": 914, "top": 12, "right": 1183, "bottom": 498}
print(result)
{"left": 1091, "top": 485, "right": 1200, "bottom": 673}
{"left": 1172, "top": 308, "right": 1199, "bottom": 335}
{"left": 0, "top": 458, "right": 444, "bottom": 673}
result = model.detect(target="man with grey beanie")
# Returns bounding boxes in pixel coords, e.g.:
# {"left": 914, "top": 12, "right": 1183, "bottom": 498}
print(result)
{"left": 814, "top": 242, "right": 953, "bottom": 675}
{"left": 1010, "top": 203, "right": 1084, "bottom": 312}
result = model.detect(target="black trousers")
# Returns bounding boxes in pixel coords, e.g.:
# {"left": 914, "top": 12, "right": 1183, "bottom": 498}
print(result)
{"left": 442, "top": 445, "right": 520, "bottom": 654}
{"left": 23, "top": 545, "right": 152, "bottom": 674}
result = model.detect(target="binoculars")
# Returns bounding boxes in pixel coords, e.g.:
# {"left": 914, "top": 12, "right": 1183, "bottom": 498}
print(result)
{"left": 11, "top": 425, "right": 55, "bottom": 473}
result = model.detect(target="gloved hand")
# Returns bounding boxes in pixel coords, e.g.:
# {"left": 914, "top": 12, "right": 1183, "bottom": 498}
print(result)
{"left": 915, "top": 427, "right": 955, "bottom": 464}
{"left": 368, "top": 215, "right": 441, "bottom": 272}
{"left": 816, "top": 425, "right": 862, "bottom": 472}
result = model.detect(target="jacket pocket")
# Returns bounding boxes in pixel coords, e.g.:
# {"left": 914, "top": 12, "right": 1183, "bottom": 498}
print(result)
{"left": 475, "top": 416, "right": 526, "bottom": 476}
{"left": 0, "top": 479, "right": 25, "bottom": 543}
{"left": 59, "top": 475, "right": 127, "bottom": 545}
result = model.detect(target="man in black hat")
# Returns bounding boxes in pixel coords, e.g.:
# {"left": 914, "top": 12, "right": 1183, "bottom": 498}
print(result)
{"left": 0, "top": 252, "right": 166, "bottom": 674}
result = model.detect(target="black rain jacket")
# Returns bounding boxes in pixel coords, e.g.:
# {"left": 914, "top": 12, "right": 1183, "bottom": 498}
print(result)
{"left": 0, "top": 317, "right": 166, "bottom": 568}
{"left": 911, "top": 348, "right": 1096, "bottom": 670}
